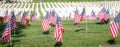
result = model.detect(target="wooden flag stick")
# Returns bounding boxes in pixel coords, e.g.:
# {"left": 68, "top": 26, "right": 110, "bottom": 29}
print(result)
{"left": 10, "top": 31, "right": 12, "bottom": 47}
{"left": 86, "top": 15, "right": 88, "bottom": 32}
{"left": 9, "top": 21, "right": 12, "bottom": 47}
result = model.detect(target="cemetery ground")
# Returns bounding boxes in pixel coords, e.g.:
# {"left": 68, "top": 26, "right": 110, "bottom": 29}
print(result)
{"left": 0, "top": 19, "right": 120, "bottom": 47}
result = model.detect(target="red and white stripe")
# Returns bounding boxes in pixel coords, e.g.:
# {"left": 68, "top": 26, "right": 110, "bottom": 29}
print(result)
{"left": 54, "top": 23, "right": 64, "bottom": 42}
{"left": 109, "top": 21, "right": 119, "bottom": 38}
{"left": 21, "top": 16, "right": 27, "bottom": 26}
{"left": 31, "top": 15, "right": 36, "bottom": 22}
{"left": 81, "top": 14, "right": 87, "bottom": 20}
{"left": 97, "top": 11, "right": 105, "bottom": 20}
{"left": 104, "top": 13, "right": 110, "bottom": 21}
{"left": 49, "top": 14, "right": 56, "bottom": 25}
{"left": 74, "top": 14, "right": 81, "bottom": 24}
{"left": 2, "top": 26, "right": 11, "bottom": 43}
{"left": 10, "top": 17, "right": 17, "bottom": 30}
{"left": 42, "top": 19, "right": 50, "bottom": 31}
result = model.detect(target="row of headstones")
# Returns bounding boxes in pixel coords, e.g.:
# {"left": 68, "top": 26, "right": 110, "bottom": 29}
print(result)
{"left": 10, "top": 0, "right": 33, "bottom": 3}
{"left": 0, "top": 1, "right": 120, "bottom": 18}
{"left": 1, "top": 1, "right": 120, "bottom": 10}
{"left": 0, "top": 1, "right": 120, "bottom": 12}
{"left": 0, "top": 8, "right": 40, "bottom": 19}
{"left": 0, "top": 3, "right": 32, "bottom": 9}
{"left": 39, "top": 2, "right": 120, "bottom": 18}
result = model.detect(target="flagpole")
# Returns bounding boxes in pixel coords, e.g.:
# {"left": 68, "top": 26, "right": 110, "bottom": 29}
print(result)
{"left": 86, "top": 15, "right": 87, "bottom": 32}
{"left": 84, "top": 6, "right": 87, "bottom": 32}
{"left": 10, "top": 30, "right": 12, "bottom": 47}
{"left": 9, "top": 21, "right": 12, "bottom": 47}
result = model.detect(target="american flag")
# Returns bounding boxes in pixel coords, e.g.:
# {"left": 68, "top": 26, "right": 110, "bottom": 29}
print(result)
{"left": 42, "top": 12, "right": 50, "bottom": 31}
{"left": 49, "top": 10, "right": 56, "bottom": 26}
{"left": 80, "top": 8, "right": 87, "bottom": 20}
{"left": 30, "top": 11, "right": 33, "bottom": 18}
{"left": 114, "top": 13, "right": 120, "bottom": 23}
{"left": 30, "top": 11, "right": 34, "bottom": 22}
{"left": 74, "top": 8, "right": 81, "bottom": 24}
{"left": 21, "top": 11, "right": 27, "bottom": 26}
{"left": 54, "top": 16, "right": 64, "bottom": 42}
{"left": 31, "top": 15, "right": 36, "bottom": 22}
{"left": 97, "top": 7, "right": 106, "bottom": 20}
{"left": 109, "top": 13, "right": 120, "bottom": 38}
{"left": 10, "top": 11, "right": 17, "bottom": 30}
{"left": 1, "top": 22, "right": 11, "bottom": 43}
{"left": 104, "top": 10, "right": 110, "bottom": 21}
{"left": 109, "top": 21, "right": 119, "bottom": 38}
{"left": 90, "top": 10, "right": 96, "bottom": 20}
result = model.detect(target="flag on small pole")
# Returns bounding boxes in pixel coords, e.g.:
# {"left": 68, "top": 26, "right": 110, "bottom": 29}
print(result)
{"left": 74, "top": 8, "right": 81, "bottom": 25}
{"left": 10, "top": 11, "right": 17, "bottom": 35}
{"left": 21, "top": 11, "right": 27, "bottom": 27}
{"left": 54, "top": 16, "right": 64, "bottom": 43}
{"left": 80, "top": 7, "right": 87, "bottom": 32}
{"left": 109, "top": 13, "right": 120, "bottom": 39}
{"left": 49, "top": 10, "right": 56, "bottom": 26}
{"left": 30, "top": 11, "right": 33, "bottom": 22}
{"left": 1, "top": 21, "right": 12, "bottom": 47}
{"left": 42, "top": 11, "right": 50, "bottom": 34}
{"left": 1, "top": 22, "right": 11, "bottom": 43}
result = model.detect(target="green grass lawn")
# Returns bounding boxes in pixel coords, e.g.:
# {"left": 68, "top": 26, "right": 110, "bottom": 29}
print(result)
{"left": 0, "top": 19, "right": 120, "bottom": 47}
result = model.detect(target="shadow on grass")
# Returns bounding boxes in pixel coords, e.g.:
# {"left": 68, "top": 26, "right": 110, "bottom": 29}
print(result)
{"left": 54, "top": 42, "right": 62, "bottom": 47}
{"left": 96, "top": 19, "right": 109, "bottom": 25}
{"left": 107, "top": 39, "right": 116, "bottom": 44}
{"left": 96, "top": 22, "right": 105, "bottom": 25}
{"left": 42, "top": 30, "right": 49, "bottom": 35}
{"left": 74, "top": 23, "right": 78, "bottom": 26}
{"left": 75, "top": 28, "right": 85, "bottom": 32}
{"left": 50, "top": 23, "right": 55, "bottom": 27}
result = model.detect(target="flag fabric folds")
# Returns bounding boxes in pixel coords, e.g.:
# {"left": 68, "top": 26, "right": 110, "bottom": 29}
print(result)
{"left": 30, "top": 11, "right": 34, "bottom": 22}
{"left": 49, "top": 10, "right": 56, "bottom": 26}
{"left": 1, "top": 22, "right": 11, "bottom": 43}
{"left": 97, "top": 7, "right": 106, "bottom": 20}
{"left": 109, "top": 21, "right": 119, "bottom": 38}
{"left": 109, "top": 13, "right": 120, "bottom": 38}
{"left": 104, "top": 10, "right": 110, "bottom": 21}
{"left": 21, "top": 11, "right": 27, "bottom": 26}
{"left": 74, "top": 8, "right": 81, "bottom": 24}
{"left": 80, "top": 8, "right": 86, "bottom": 20}
{"left": 97, "top": 7, "right": 110, "bottom": 22}
{"left": 10, "top": 11, "right": 17, "bottom": 30}
{"left": 31, "top": 15, "right": 36, "bottom": 22}
{"left": 54, "top": 16, "right": 64, "bottom": 42}
{"left": 42, "top": 12, "right": 50, "bottom": 31}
